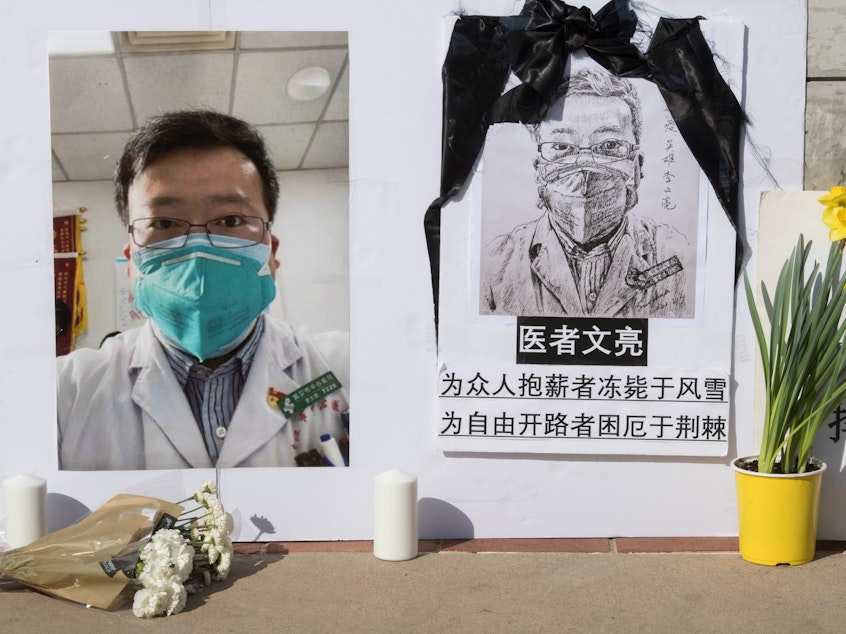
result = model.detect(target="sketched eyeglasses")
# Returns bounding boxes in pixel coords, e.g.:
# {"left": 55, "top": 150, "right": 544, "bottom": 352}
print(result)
{"left": 538, "top": 140, "right": 638, "bottom": 164}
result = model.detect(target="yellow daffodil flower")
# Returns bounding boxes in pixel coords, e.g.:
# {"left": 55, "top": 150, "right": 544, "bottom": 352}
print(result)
{"left": 820, "top": 187, "right": 846, "bottom": 241}
{"left": 822, "top": 204, "right": 846, "bottom": 241}
{"left": 819, "top": 185, "right": 846, "bottom": 207}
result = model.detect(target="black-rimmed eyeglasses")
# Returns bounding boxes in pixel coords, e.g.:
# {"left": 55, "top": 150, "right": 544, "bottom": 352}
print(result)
{"left": 128, "top": 215, "right": 271, "bottom": 249}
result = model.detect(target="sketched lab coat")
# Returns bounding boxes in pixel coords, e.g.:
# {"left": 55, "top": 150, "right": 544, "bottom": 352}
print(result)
{"left": 480, "top": 212, "right": 690, "bottom": 318}
{"left": 57, "top": 317, "right": 349, "bottom": 470}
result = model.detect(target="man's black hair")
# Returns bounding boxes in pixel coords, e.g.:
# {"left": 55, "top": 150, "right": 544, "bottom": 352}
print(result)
{"left": 114, "top": 109, "right": 280, "bottom": 224}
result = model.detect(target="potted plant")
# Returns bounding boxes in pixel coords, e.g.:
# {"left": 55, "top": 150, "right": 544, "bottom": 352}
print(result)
{"left": 735, "top": 186, "right": 846, "bottom": 565}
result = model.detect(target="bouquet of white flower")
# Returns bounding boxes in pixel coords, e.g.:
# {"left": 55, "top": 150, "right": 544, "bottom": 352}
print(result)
{"left": 132, "top": 481, "right": 235, "bottom": 618}
{"left": 131, "top": 528, "right": 194, "bottom": 617}
{"left": 0, "top": 482, "right": 234, "bottom": 618}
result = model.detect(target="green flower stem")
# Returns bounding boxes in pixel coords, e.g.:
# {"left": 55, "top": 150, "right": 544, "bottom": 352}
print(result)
{"left": 177, "top": 506, "right": 208, "bottom": 517}
{"left": 745, "top": 236, "right": 846, "bottom": 473}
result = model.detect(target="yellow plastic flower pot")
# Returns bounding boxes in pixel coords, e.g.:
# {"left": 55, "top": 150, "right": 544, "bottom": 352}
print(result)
{"left": 733, "top": 456, "right": 826, "bottom": 566}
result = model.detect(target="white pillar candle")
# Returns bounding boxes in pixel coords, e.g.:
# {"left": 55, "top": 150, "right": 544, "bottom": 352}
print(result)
{"left": 373, "top": 469, "right": 418, "bottom": 561}
{"left": 3, "top": 474, "right": 47, "bottom": 549}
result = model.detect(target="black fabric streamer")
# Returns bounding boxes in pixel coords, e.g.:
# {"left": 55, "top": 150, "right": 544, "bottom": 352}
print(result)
{"left": 425, "top": 0, "right": 746, "bottom": 328}
{"left": 646, "top": 17, "right": 747, "bottom": 280}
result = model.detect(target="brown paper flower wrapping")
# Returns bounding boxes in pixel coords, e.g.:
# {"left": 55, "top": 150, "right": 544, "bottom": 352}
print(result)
{"left": 0, "top": 493, "right": 183, "bottom": 610}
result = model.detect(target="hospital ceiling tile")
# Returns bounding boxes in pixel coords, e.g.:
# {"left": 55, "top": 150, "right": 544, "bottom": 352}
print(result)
{"left": 123, "top": 52, "right": 234, "bottom": 125}
{"left": 256, "top": 123, "right": 316, "bottom": 170}
{"left": 51, "top": 153, "right": 67, "bottom": 182}
{"left": 301, "top": 121, "right": 348, "bottom": 170}
{"left": 49, "top": 57, "right": 133, "bottom": 134}
{"left": 51, "top": 131, "right": 133, "bottom": 181}
{"left": 239, "top": 31, "right": 348, "bottom": 49}
{"left": 232, "top": 49, "right": 347, "bottom": 125}
{"left": 323, "top": 63, "right": 349, "bottom": 122}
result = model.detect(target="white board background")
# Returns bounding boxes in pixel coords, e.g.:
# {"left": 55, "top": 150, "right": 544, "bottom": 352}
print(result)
{"left": 0, "top": 0, "right": 809, "bottom": 541}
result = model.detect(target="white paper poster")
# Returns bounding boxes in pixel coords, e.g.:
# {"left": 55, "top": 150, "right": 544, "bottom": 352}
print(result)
{"left": 437, "top": 20, "right": 744, "bottom": 457}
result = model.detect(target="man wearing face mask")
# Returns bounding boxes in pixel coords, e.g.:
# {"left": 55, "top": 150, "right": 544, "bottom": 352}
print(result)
{"left": 57, "top": 110, "right": 349, "bottom": 470}
{"left": 481, "top": 68, "right": 690, "bottom": 318}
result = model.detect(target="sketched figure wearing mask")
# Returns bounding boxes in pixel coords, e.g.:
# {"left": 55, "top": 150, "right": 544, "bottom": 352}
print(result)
{"left": 481, "top": 68, "right": 690, "bottom": 318}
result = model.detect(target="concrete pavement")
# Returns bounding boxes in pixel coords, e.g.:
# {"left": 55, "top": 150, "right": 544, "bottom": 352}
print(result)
{"left": 5, "top": 542, "right": 846, "bottom": 632}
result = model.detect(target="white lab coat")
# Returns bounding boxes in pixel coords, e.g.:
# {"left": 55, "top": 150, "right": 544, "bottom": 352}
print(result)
{"left": 57, "top": 317, "right": 349, "bottom": 470}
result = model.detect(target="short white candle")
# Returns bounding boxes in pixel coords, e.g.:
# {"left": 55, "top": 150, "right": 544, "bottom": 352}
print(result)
{"left": 3, "top": 474, "right": 47, "bottom": 549}
{"left": 373, "top": 469, "right": 418, "bottom": 561}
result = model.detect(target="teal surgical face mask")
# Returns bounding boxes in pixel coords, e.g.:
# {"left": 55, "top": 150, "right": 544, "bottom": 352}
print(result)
{"left": 132, "top": 234, "right": 277, "bottom": 361}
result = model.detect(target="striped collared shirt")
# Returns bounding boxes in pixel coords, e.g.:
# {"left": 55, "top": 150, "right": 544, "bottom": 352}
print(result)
{"left": 157, "top": 317, "right": 265, "bottom": 464}
{"left": 552, "top": 219, "right": 627, "bottom": 313}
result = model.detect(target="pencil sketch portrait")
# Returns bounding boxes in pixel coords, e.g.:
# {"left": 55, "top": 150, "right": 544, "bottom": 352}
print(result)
{"left": 479, "top": 66, "right": 695, "bottom": 319}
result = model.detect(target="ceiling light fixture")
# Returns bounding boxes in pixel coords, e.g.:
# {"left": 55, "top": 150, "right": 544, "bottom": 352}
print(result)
{"left": 286, "top": 66, "right": 331, "bottom": 101}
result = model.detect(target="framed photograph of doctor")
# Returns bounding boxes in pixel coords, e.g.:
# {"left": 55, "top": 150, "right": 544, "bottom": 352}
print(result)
{"left": 50, "top": 31, "right": 351, "bottom": 470}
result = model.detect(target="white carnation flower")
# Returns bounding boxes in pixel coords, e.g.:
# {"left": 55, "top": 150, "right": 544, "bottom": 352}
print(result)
{"left": 214, "top": 530, "right": 231, "bottom": 555}
{"left": 165, "top": 580, "right": 188, "bottom": 615}
{"left": 132, "top": 587, "right": 169, "bottom": 618}
{"left": 142, "top": 529, "right": 194, "bottom": 583}
{"left": 214, "top": 549, "right": 232, "bottom": 581}
{"left": 211, "top": 533, "right": 233, "bottom": 580}
{"left": 218, "top": 512, "right": 235, "bottom": 535}
{"left": 172, "top": 542, "right": 195, "bottom": 582}
{"left": 138, "top": 561, "right": 166, "bottom": 586}
{"left": 209, "top": 498, "right": 225, "bottom": 518}
{"left": 206, "top": 541, "right": 219, "bottom": 565}
{"left": 137, "top": 568, "right": 154, "bottom": 587}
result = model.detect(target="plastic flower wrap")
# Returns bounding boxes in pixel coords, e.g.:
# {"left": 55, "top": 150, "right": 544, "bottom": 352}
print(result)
{"left": 0, "top": 494, "right": 182, "bottom": 610}
{"left": 0, "top": 482, "right": 235, "bottom": 618}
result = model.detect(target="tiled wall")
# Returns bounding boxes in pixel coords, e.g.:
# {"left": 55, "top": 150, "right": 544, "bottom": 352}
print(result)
{"left": 805, "top": 0, "right": 846, "bottom": 188}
